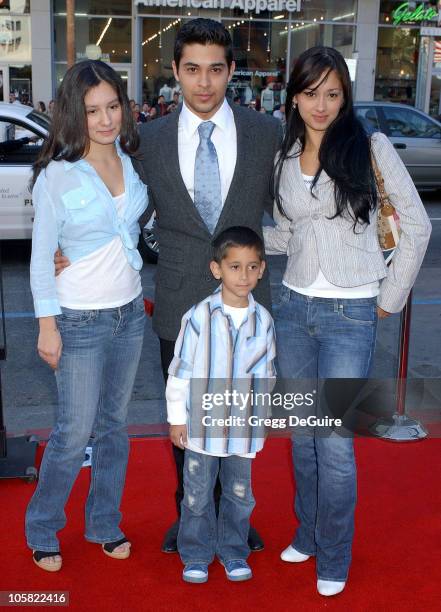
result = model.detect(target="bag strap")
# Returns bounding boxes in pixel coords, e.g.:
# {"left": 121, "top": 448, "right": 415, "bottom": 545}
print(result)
{"left": 370, "top": 138, "right": 394, "bottom": 212}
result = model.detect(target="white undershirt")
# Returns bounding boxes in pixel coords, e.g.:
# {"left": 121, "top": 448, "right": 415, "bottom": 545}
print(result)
{"left": 56, "top": 193, "right": 142, "bottom": 309}
{"left": 284, "top": 174, "right": 380, "bottom": 299}
{"left": 178, "top": 99, "right": 237, "bottom": 206}
{"left": 166, "top": 304, "right": 254, "bottom": 458}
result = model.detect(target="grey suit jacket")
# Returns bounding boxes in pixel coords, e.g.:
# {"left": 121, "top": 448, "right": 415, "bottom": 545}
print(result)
{"left": 264, "top": 132, "right": 432, "bottom": 313}
{"left": 136, "top": 104, "right": 282, "bottom": 340}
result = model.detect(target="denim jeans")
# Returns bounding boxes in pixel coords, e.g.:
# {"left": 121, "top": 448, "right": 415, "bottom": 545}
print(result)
{"left": 177, "top": 449, "right": 255, "bottom": 565}
{"left": 274, "top": 285, "right": 378, "bottom": 582}
{"left": 26, "top": 294, "right": 145, "bottom": 552}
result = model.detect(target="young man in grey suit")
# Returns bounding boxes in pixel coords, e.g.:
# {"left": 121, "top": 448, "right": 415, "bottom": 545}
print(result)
{"left": 136, "top": 19, "right": 282, "bottom": 553}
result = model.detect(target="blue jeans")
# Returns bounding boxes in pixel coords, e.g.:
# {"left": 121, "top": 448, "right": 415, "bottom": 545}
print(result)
{"left": 177, "top": 449, "right": 255, "bottom": 565}
{"left": 26, "top": 294, "right": 146, "bottom": 552}
{"left": 274, "top": 286, "right": 377, "bottom": 582}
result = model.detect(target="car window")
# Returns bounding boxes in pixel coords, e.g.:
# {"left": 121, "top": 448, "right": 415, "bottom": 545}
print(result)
{"left": 383, "top": 107, "right": 441, "bottom": 138}
{"left": 0, "top": 119, "right": 44, "bottom": 164}
{"left": 27, "top": 110, "right": 51, "bottom": 131}
{"left": 354, "top": 106, "right": 381, "bottom": 133}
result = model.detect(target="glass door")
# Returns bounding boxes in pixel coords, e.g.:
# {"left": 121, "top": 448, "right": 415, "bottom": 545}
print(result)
{"left": 112, "top": 65, "right": 131, "bottom": 98}
{"left": 429, "top": 38, "right": 441, "bottom": 119}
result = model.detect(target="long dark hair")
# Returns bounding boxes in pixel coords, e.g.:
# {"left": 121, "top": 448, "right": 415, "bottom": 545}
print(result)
{"left": 32, "top": 60, "right": 139, "bottom": 186}
{"left": 273, "top": 46, "right": 377, "bottom": 229}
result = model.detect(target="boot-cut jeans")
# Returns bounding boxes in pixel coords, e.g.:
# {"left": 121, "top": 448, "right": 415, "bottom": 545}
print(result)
{"left": 274, "top": 285, "right": 378, "bottom": 582}
{"left": 177, "top": 449, "right": 255, "bottom": 565}
{"left": 26, "top": 294, "right": 146, "bottom": 552}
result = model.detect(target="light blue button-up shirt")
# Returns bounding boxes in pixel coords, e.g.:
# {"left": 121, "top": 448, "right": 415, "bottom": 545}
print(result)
{"left": 168, "top": 286, "right": 276, "bottom": 455}
{"left": 30, "top": 144, "right": 148, "bottom": 317}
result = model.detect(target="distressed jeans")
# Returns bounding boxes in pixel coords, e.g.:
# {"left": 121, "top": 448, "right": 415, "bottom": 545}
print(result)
{"left": 177, "top": 449, "right": 255, "bottom": 565}
{"left": 274, "top": 285, "right": 378, "bottom": 582}
{"left": 25, "top": 294, "right": 145, "bottom": 552}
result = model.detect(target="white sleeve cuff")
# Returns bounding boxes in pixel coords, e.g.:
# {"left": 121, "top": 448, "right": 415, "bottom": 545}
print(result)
{"left": 166, "top": 376, "right": 189, "bottom": 425}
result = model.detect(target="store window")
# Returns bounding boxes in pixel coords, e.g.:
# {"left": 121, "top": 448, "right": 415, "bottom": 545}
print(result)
{"left": 136, "top": 0, "right": 357, "bottom": 22}
{"left": 379, "top": 1, "right": 439, "bottom": 26}
{"left": 53, "top": 0, "right": 131, "bottom": 16}
{"left": 375, "top": 27, "right": 419, "bottom": 105}
{"left": 0, "top": 13, "right": 31, "bottom": 62}
{"left": 290, "top": 23, "right": 355, "bottom": 67}
{"left": 54, "top": 16, "right": 132, "bottom": 63}
{"left": 140, "top": 17, "right": 288, "bottom": 110}
{"left": 0, "top": 0, "right": 30, "bottom": 14}
{"left": 296, "top": 0, "right": 357, "bottom": 22}
{"left": 141, "top": 16, "right": 181, "bottom": 105}
{"left": 9, "top": 63, "right": 31, "bottom": 103}
{"left": 226, "top": 19, "right": 287, "bottom": 109}
{"left": 429, "top": 41, "right": 441, "bottom": 119}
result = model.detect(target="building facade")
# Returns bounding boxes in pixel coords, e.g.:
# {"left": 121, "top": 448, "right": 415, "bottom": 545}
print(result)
{"left": 0, "top": 0, "right": 440, "bottom": 117}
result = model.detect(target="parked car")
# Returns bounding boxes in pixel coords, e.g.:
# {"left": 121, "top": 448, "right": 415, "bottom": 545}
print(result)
{"left": 0, "top": 101, "right": 159, "bottom": 261}
{"left": 354, "top": 102, "right": 441, "bottom": 189}
{"left": 0, "top": 102, "right": 49, "bottom": 240}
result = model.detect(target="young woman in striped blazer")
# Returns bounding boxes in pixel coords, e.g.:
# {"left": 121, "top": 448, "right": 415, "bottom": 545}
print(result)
{"left": 264, "top": 46, "right": 431, "bottom": 597}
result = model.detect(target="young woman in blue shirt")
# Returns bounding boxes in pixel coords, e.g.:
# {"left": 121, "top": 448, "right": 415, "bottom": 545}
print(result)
{"left": 25, "top": 60, "right": 148, "bottom": 571}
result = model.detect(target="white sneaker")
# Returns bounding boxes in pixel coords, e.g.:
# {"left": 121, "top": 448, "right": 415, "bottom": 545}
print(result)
{"left": 317, "top": 579, "right": 346, "bottom": 596}
{"left": 280, "top": 545, "right": 310, "bottom": 563}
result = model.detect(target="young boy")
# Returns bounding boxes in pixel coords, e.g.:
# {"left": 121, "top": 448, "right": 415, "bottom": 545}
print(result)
{"left": 166, "top": 226, "right": 276, "bottom": 584}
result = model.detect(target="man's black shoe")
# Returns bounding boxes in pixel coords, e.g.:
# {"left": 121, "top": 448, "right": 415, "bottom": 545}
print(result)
{"left": 161, "top": 520, "right": 179, "bottom": 553}
{"left": 248, "top": 526, "right": 264, "bottom": 552}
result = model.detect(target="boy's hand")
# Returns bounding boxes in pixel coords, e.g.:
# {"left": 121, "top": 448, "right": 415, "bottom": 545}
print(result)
{"left": 54, "top": 249, "right": 71, "bottom": 276}
{"left": 377, "top": 306, "right": 391, "bottom": 319}
{"left": 170, "top": 424, "right": 188, "bottom": 449}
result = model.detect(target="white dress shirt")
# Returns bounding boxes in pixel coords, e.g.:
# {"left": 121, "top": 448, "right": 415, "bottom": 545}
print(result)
{"left": 178, "top": 99, "right": 237, "bottom": 206}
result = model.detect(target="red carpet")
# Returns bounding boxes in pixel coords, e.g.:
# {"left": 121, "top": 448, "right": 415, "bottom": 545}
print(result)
{"left": 1, "top": 437, "right": 440, "bottom": 611}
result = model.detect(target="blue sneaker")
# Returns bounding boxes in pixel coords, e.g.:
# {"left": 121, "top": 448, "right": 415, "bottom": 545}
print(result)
{"left": 222, "top": 559, "right": 252, "bottom": 582}
{"left": 182, "top": 563, "right": 209, "bottom": 583}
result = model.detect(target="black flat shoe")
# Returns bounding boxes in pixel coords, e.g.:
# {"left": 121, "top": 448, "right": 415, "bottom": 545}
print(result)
{"left": 102, "top": 537, "right": 131, "bottom": 559}
{"left": 32, "top": 550, "right": 62, "bottom": 572}
{"left": 161, "top": 520, "right": 179, "bottom": 553}
{"left": 248, "top": 526, "right": 264, "bottom": 552}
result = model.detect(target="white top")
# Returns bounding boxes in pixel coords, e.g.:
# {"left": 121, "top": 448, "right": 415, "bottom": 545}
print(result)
{"left": 166, "top": 304, "right": 254, "bottom": 458}
{"left": 56, "top": 193, "right": 142, "bottom": 309}
{"left": 284, "top": 174, "right": 380, "bottom": 299}
{"left": 178, "top": 99, "right": 237, "bottom": 206}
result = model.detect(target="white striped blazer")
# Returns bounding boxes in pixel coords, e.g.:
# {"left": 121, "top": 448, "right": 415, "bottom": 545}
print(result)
{"left": 263, "top": 132, "right": 432, "bottom": 313}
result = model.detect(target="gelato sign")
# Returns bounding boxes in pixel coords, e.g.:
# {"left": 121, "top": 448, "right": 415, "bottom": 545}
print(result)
{"left": 135, "top": 0, "right": 301, "bottom": 14}
{"left": 391, "top": 2, "right": 438, "bottom": 25}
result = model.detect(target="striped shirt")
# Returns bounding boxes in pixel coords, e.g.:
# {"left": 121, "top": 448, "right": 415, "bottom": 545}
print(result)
{"left": 168, "top": 286, "right": 276, "bottom": 455}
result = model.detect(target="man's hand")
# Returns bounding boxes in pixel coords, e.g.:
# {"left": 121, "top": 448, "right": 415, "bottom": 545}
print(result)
{"left": 170, "top": 424, "right": 188, "bottom": 449}
{"left": 377, "top": 306, "right": 391, "bottom": 319}
{"left": 38, "top": 317, "right": 62, "bottom": 369}
{"left": 54, "top": 249, "right": 71, "bottom": 276}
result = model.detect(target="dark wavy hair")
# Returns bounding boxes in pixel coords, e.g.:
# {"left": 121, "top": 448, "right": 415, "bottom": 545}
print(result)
{"left": 273, "top": 46, "right": 377, "bottom": 229}
{"left": 32, "top": 60, "right": 139, "bottom": 186}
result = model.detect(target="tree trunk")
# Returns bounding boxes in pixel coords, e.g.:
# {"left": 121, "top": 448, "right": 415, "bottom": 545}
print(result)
{"left": 66, "top": 0, "right": 75, "bottom": 68}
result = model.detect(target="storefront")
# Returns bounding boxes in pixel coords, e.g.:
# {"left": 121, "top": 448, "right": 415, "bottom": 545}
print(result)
{"left": 48, "top": 0, "right": 357, "bottom": 111}
{"left": 376, "top": 1, "right": 441, "bottom": 117}
{"left": 134, "top": 0, "right": 357, "bottom": 108}
{"left": 0, "top": 1, "right": 32, "bottom": 103}
{"left": 1, "top": 0, "right": 440, "bottom": 118}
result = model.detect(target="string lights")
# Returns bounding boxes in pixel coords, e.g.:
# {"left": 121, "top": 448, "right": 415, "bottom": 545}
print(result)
{"left": 142, "top": 18, "right": 181, "bottom": 46}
